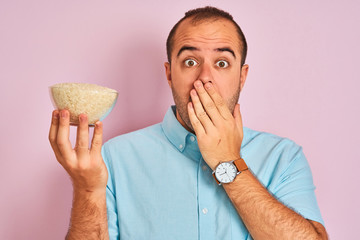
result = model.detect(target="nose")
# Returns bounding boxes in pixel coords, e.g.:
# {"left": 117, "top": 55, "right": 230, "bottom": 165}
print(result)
{"left": 197, "top": 61, "right": 214, "bottom": 84}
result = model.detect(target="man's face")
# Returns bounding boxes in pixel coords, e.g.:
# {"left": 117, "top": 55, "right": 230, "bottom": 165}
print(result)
{"left": 165, "top": 17, "right": 249, "bottom": 132}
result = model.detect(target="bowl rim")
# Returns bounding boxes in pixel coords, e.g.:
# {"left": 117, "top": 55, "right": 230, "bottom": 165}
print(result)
{"left": 48, "top": 85, "right": 118, "bottom": 94}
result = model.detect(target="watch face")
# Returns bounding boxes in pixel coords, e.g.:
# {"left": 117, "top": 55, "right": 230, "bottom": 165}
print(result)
{"left": 215, "top": 162, "right": 237, "bottom": 183}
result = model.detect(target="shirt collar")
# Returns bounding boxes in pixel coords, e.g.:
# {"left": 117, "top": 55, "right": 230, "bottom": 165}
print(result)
{"left": 161, "top": 105, "right": 191, "bottom": 152}
{"left": 161, "top": 105, "right": 251, "bottom": 154}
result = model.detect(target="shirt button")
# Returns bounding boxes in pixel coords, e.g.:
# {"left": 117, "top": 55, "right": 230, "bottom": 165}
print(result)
{"left": 179, "top": 144, "right": 183, "bottom": 149}
{"left": 190, "top": 136, "right": 195, "bottom": 142}
{"left": 202, "top": 208, "right": 208, "bottom": 214}
{"left": 202, "top": 165, "right": 208, "bottom": 171}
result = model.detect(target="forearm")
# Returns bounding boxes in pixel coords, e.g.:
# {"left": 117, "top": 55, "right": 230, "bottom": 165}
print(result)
{"left": 223, "top": 170, "right": 324, "bottom": 240}
{"left": 66, "top": 190, "right": 109, "bottom": 240}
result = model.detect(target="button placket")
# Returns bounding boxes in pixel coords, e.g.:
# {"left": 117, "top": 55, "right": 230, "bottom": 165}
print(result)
{"left": 202, "top": 208, "right": 208, "bottom": 214}
{"left": 198, "top": 157, "right": 216, "bottom": 239}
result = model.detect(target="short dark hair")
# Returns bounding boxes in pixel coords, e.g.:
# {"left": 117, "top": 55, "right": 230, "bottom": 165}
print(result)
{"left": 166, "top": 6, "right": 248, "bottom": 66}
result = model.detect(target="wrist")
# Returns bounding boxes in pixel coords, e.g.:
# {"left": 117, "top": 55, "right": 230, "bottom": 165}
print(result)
{"left": 209, "top": 154, "right": 241, "bottom": 171}
{"left": 212, "top": 157, "right": 247, "bottom": 185}
{"left": 73, "top": 188, "right": 106, "bottom": 201}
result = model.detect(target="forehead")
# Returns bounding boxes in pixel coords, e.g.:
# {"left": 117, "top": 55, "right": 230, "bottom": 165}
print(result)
{"left": 172, "top": 17, "right": 240, "bottom": 54}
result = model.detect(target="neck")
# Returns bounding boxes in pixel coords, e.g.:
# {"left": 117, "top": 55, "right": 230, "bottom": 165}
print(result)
{"left": 175, "top": 109, "right": 195, "bottom": 134}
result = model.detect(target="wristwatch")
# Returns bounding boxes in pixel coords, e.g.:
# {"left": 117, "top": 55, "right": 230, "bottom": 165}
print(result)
{"left": 212, "top": 158, "right": 248, "bottom": 185}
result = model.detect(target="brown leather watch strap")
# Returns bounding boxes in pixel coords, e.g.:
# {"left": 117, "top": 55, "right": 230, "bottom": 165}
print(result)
{"left": 233, "top": 158, "right": 248, "bottom": 172}
{"left": 213, "top": 175, "right": 220, "bottom": 185}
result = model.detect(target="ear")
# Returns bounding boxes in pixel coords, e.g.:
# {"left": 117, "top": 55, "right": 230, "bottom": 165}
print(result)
{"left": 164, "top": 62, "right": 172, "bottom": 88}
{"left": 240, "top": 64, "right": 249, "bottom": 91}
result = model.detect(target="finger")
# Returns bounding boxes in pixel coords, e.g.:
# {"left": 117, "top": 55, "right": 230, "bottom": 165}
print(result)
{"left": 190, "top": 88, "right": 215, "bottom": 133}
{"left": 193, "top": 80, "right": 223, "bottom": 126}
{"left": 203, "top": 82, "right": 233, "bottom": 120}
{"left": 90, "top": 121, "right": 103, "bottom": 156}
{"left": 233, "top": 104, "right": 244, "bottom": 139}
{"left": 49, "top": 110, "right": 62, "bottom": 160}
{"left": 187, "top": 102, "right": 206, "bottom": 137}
{"left": 75, "top": 114, "right": 90, "bottom": 158}
{"left": 57, "top": 110, "right": 74, "bottom": 159}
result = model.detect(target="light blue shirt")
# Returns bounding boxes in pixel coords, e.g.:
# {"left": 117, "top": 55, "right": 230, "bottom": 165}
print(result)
{"left": 102, "top": 106, "right": 324, "bottom": 240}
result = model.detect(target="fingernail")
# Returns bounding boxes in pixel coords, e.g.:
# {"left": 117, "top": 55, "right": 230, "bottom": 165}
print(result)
{"left": 194, "top": 81, "right": 202, "bottom": 88}
{"left": 61, "top": 110, "right": 68, "bottom": 118}
{"left": 191, "top": 89, "right": 197, "bottom": 96}
{"left": 189, "top": 102, "right": 193, "bottom": 109}
{"left": 79, "top": 114, "right": 86, "bottom": 122}
{"left": 205, "top": 82, "right": 212, "bottom": 89}
{"left": 53, "top": 111, "right": 59, "bottom": 119}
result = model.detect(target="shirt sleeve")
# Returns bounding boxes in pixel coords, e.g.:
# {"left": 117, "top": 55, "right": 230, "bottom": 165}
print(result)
{"left": 101, "top": 144, "right": 120, "bottom": 240}
{"left": 272, "top": 146, "right": 325, "bottom": 226}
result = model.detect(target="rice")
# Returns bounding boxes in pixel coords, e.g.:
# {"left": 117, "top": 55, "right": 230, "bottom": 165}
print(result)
{"left": 50, "top": 83, "right": 118, "bottom": 125}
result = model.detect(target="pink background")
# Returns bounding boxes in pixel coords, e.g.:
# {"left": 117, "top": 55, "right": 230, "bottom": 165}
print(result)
{"left": 1, "top": 1, "right": 359, "bottom": 239}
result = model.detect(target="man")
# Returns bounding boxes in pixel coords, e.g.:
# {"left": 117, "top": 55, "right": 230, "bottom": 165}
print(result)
{"left": 49, "top": 6, "right": 328, "bottom": 240}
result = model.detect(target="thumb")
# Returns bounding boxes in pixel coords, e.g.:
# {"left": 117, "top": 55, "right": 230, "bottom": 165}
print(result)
{"left": 90, "top": 121, "right": 103, "bottom": 155}
{"left": 233, "top": 104, "right": 243, "bottom": 135}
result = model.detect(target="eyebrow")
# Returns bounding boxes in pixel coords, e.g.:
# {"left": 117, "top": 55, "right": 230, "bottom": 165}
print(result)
{"left": 176, "top": 46, "right": 236, "bottom": 59}
{"left": 177, "top": 46, "right": 199, "bottom": 57}
{"left": 216, "top": 47, "right": 236, "bottom": 59}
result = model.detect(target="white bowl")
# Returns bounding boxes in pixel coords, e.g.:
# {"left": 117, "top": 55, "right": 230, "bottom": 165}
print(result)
{"left": 49, "top": 83, "right": 118, "bottom": 125}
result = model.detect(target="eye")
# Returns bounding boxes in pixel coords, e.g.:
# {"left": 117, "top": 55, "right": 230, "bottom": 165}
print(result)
{"left": 184, "top": 59, "right": 198, "bottom": 67}
{"left": 216, "top": 60, "right": 229, "bottom": 68}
